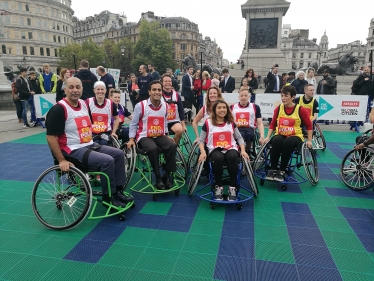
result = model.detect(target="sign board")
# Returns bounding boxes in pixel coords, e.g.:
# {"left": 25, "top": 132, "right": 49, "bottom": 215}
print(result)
{"left": 90, "top": 68, "right": 101, "bottom": 82}
{"left": 107, "top": 68, "right": 120, "bottom": 89}
{"left": 34, "top": 94, "right": 56, "bottom": 118}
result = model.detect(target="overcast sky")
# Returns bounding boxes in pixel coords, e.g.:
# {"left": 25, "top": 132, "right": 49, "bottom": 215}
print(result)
{"left": 71, "top": 0, "right": 373, "bottom": 63}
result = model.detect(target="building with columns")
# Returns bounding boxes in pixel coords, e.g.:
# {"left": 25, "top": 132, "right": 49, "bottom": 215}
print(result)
{"left": 365, "top": 18, "right": 374, "bottom": 65}
{"left": 327, "top": 40, "right": 366, "bottom": 67}
{"left": 0, "top": 0, "right": 74, "bottom": 74}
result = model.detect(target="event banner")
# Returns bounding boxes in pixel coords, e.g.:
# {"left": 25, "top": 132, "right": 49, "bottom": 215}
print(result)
{"left": 255, "top": 94, "right": 368, "bottom": 121}
{"left": 34, "top": 93, "right": 56, "bottom": 118}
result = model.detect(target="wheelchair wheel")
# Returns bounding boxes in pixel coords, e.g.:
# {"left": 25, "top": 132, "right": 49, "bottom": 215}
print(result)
{"left": 188, "top": 160, "right": 204, "bottom": 195}
{"left": 242, "top": 157, "right": 258, "bottom": 197}
{"left": 340, "top": 147, "right": 374, "bottom": 190}
{"left": 121, "top": 143, "right": 136, "bottom": 188}
{"left": 301, "top": 144, "right": 319, "bottom": 185}
{"left": 362, "top": 129, "right": 373, "bottom": 137}
{"left": 31, "top": 166, "right": 92, "bottom": 230}
{"left": 251, "top": 129, "right": 262, "bottom": 159}
{"left": 180, "top": 131, "right": 193, "bottom": 162}
{"left": 176, "top": 147, "right": 188, "bottom": 180}
{"left": 187, "top": 142, "right": 200, "bottom": 173}
{"left": 313, "top": 123, "right": 326, "bottom": 151}
{"left": 110, "top": 135, "right": 121, "bottom": 149}
{"left": 253, "top": 142, "right": 271, "bottom": 173}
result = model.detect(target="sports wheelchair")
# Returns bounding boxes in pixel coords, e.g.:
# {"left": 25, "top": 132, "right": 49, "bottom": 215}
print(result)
{"left": 169, "top": 130, "right": 194, "bottom": 166}
{"left": 312, "top": 123, "right": 326, "bottom": 151}
{"left": 253, "top": 139, "right": 319, "bottom": 190}
{"left": 340, "top": 145, "right": 374, "bottom": 191}
{"left": 187, "top": 146, "right": 258, "bottom": 210}
{"left": 129, "top": 143, "right": 187, "bottom": 201}
{"left": 31, "top": 155, "right": 135, "bottom": 231}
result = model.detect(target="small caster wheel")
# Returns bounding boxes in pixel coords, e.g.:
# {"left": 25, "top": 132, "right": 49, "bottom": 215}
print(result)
{"left": 210, "top": 202, "right": 215, "bottom": 210}
{"left": 260, "top": 179, "right": 265, "bottom": 186}
{"left": 237, "top": 203, "right": 242, "bottom": 210}
{"left": 281, "top": 185, "right": 287, "bottom": 191}
{"left": 174, "top": 189, "right": 180, "bottom": 196}
{"left": 119, "top": 214, "right": 125, "bottom": 221}
{"left": 130, "top": 202, "right": 136, "bottom": 208}
{"left": 153, "top": 194, "right": 157, "bottom": 201}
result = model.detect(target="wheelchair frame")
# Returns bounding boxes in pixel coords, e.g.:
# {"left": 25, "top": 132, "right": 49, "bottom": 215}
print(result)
{"left": 253, "top": 140, "right": 319, "bottom": 190}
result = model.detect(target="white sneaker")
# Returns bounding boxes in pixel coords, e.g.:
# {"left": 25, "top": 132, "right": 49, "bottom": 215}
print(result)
{"left": 214, "top": 185, "right": 223, "bottom": 201}
{"left": 30, "top": 121, "right": 36, "bottom": 128}
{"left": 228, "top": 186, "right": 237, "bottom": 201}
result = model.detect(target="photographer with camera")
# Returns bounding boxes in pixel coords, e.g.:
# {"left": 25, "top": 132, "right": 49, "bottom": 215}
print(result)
{"left": 265, "top": 64, "right": 283, "bottom": 93}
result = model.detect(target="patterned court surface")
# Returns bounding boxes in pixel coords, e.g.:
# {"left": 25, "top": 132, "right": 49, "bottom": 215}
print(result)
{"left": 0, "top": 129, "right": 374, "bottom": 281}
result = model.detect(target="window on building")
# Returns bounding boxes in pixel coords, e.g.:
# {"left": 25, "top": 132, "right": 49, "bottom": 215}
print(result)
{"left": 39, "top": 33, "right": 43, "bottom": 41}
{"left": 42, "top": 8, "right": 46, "bottom": 15}
{"left": 45, "top": 34, "right": 49, "bottom": 41}
{"left": 22, "top": 46, "right": 27, "bottom": 55}
{"left": 171, "top": 33, "right": 175, "bottom": 39}
{"left": 52, "top": 22, "right": 55, "bottom": 29}
{"left": 27, "top": 18, "right": 31, "bottom": 26}
{"left": 172, "top": 53, "right": 175, "bottom": 59}
{"left": 55, "top": 49, "right": 58, "bottom": 57}
{"left": 181, "top": 44, "right": 186, "bottom": 50}
{"left": 172, "top": 44, "right": 175, "bottom": 49}
{"left": 283, "top": 44, "right": 286, "bottom": 48}
{"left": 371, "top": 42, "right": 374, "bottom": 46}
{"left": 292, "top": 53, "right": 296, "bottom": 59}
{"left": 44, "top": 21, "right": 47, "bottom": 28}
{"left": 57, "top": 25, "right": 60, "bottom": 31}
{"left": 308, "top": 53, "right": 312, "bottom": 58}
{"left": 19, "top": 18, "right": 24, "bottom": 25}
{"left": 21, "top": 32, "right": 26, "bottom": 39}
{"left": 25, "top": 4, "right": 29, "bottom": 11}
{"left": 46, "top": 48, "right": 50, "bottom": 56}
{"left": 18, "top": 3, "right": 22, "bottom": 10}
{"left": 30, "top": 47, "right": 35, "bottom": 55}
{"left": 284, "top": 31, "right": 288, "bottom": 34}
{"left": 1, "top": 45, "right": 6, "bottom": 54}
{"left": 300, "top": 53, "right": 304, "bottom": 58}
{"left": 53, "top": 35, "right": 56, "bottom": 42}
{"left": 40, "top": 47, "right": 44, "bottom": 56}
{"left": 181, "top": 34, "right": 186, "bottom": 40}
{"left": 28, "top": 32, "right": 33, "bottom": 39}
{"left": 36, "top": 6, "right": 40, "bottom": 14}
{"left": 37, "top": 20, "right": 41, "bottom": 27}
{"left": 308, "top": 62, "right": 311, "bottom": 67}
{"left": 64, "top": 37, "right": 66, "bottom": 44}
{"left": 58, "top": 36, "right": 61, "bottom": 43}
{"left": 299, "top": 62, "right": 303, "bottom": 68}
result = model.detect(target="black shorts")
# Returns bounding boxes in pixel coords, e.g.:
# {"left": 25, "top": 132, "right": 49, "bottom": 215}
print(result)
{"left": 168, "top": 121, "right": 181, "bottom": 132}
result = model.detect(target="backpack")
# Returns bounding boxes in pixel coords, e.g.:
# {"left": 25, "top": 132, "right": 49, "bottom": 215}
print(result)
{"left": 351, "top": 78, "right": 360, "bottom": 94}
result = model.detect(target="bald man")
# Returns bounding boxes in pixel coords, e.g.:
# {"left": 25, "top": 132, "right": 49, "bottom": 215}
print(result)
{"left": 45, "top": 77, "right": 133, "bottom": 207}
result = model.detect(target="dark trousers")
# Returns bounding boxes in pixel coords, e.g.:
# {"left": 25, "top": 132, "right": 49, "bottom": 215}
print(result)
{"left": 13, "top": 99, "right": 23, "bottom": 119}
{"left": 270, "top": 135, "right": 302, "bottom": 171}
{"left": 138, "top": 136, "right": 177, "bottom": 177}
{"left": 184, "top": 95, "right": 198, "bottom": 115}
{"left": 210, "top": 149, "right": 239, "bottom": 187}
{"left": 63, "top": 143, "right": 126, "bottom": 195}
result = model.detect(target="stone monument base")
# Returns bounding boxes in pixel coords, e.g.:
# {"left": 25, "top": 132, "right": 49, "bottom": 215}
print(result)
{"left": 240, "top": 50, "right": 291, "bottom": 77}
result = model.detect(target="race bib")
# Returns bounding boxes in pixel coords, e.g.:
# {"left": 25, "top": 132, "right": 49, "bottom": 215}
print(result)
{"left": 91, "top": 113, "right": 109, "bottom": 134}
{"left": 74, "top": 116, "right": 92, "bottom": 143}
{"left": 278, "top": 117, "right": 295, "bottom": 136}
{"left": 147, "top": 116, "right": 165, "bottom": 137}
{"left": 235, "top": 112, "right": 250, "bottom": 128}
{"left": 212, "top": 131, "right": 232, "bottom": 149}
{"left": 167, "top": 103, "right": 177, "bottom": 120}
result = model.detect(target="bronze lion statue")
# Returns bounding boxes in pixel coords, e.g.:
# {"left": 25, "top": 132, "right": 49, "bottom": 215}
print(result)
{"left": 317, "top": 52, "right": 358, "bottom": 75}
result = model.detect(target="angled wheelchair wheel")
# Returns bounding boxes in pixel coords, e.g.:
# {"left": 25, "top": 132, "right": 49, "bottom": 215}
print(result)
{"left": 180, "top": 130, "right": 193, "bottom": 162}
{"left": 253, "top": 142, "right": 271, "bottom": 172}
{"left": 251, "top": 129, "right": 262, "bottom": 159}
{"left": 340, "top": 147, "right": 374, "bottom": 191}
{"left": 187, "top": 142, "right": 200, "bottom": 173}
{"left": 110, "top": 135, "right": 121, "bottom": 149}
{"left": 31, "top": 166, "right": 92, "bottom": 230}
{"left": 301, "top": 144, "right": 319, "bottom": 185}
{"left": 176, "top": 147, "right": 188, "bottom": 180}
{"left": 121, "top": 142, "right": 136, "bottom": 188}
{"left": 312, "top": 123, "right": 326, "bottom": 151}
{"left": 188, "top": 160, "right": 204, "bottom": 195}
{"left": 362, "top": 129, "right": 373, "bottom": 137}
{"left": 242, "top": 157, "right": 258, "bottom": 197}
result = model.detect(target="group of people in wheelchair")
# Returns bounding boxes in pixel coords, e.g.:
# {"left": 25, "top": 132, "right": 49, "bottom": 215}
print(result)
{"left": 38, "top": 74, "right": 320, "bottom": 226}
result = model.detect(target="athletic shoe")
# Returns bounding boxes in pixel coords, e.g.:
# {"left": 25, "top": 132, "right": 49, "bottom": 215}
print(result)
{"left": 23, "top": 124, "right": 30, "bottom": 128}
{"left": 214, "top": 185, "right": 223, "bottom": 201}
{"left": 30, "top": 121, "right": 36, "bottom": 127}
{"left": 228, "top": 186, "right": 237, "bottom": 201}
{"left": 111, "top": 194, "right": 126, "bottom": 208}
{"left": 114, "top": 191, "right": 134, "bottom": 204}
{"left": 265, "top": 169, "right": 276, "bottom": 181}
{"left": 274, "top": 170, "right": 285, "bottom": 182}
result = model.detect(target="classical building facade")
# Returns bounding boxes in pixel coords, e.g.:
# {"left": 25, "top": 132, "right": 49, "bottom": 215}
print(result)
{"left": 72, "top": 10, "right": 127, "bottom": 45}
{"left": 281, "top": 25, "right": 321, "bottom": 70}
{"left": 327, "top": 40, "right": 366, "bottom": 67}
{"left": 365, "top": 18, "right": 374, "bottom": 65}
{"left": 104, "top": 11, "right": 223, "bottom": 70}
{"left": 0, "top": 0, "right": 74, "bottom": 73}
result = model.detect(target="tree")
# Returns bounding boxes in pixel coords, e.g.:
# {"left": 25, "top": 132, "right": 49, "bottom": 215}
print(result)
{"left": 132, "top": 20, "right": 177, "bottom": 75}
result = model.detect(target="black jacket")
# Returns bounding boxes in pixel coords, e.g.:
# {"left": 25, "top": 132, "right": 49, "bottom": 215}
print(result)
{"left": 317, "top": 76, "right": 335, "bottom": 95}
{"left": 291, "top": 79, "right": 308, "bottom": 95}
{"left": 15, "top": 77, "right": 31, "bottom": 100}
{"left": 219, "top": 76, "right": 236, "bottom": 93}
{"left": 265, "top": 72, "right": 283, "bottom": 93}
{"left": 56, "top": 79, "right": 65, "bottom": 102}
{"left": 28, "top": 79, "right": 42, "bottom": 95}
{"left": 353, "top": 74, "right": 373, "bottom": 97}
{"left": 172, "top": 77, "right": 180, "bottom": 92}
{"left": 74, "top": 69, "right": 98, "bottom": 100}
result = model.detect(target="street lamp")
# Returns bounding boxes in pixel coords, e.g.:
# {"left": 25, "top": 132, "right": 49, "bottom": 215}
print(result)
{"left": 22, "top": 57, "right": 26, "bottom": 67}
{"left": 121, "top": 45, "right": 125, "bottom": 73}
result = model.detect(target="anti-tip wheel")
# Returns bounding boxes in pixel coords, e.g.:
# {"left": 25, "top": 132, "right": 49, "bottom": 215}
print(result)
{"left": 281, "top": 185, "right": 287, "bottom": 191}
{"left": 237, "top": 203, "right": 242, "bottom": 210}
{"left": 210, "top": 202, "right": 215, "bottom": 210}
{"left": 119, "top": 214, "right": 126, "bottom": 221}
{"left": 260, "top": 179, "right": 265, "bottom": 186}
{"left": 174, "top": 189, "right": 180, "bottom": 196}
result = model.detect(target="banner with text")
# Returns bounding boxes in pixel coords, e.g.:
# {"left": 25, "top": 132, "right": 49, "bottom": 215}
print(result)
{"left": 255, "top": 94, "right": 368, "bottom": 121}
{"left": 34, "top": 94, "right": 56, "bottom": 118}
